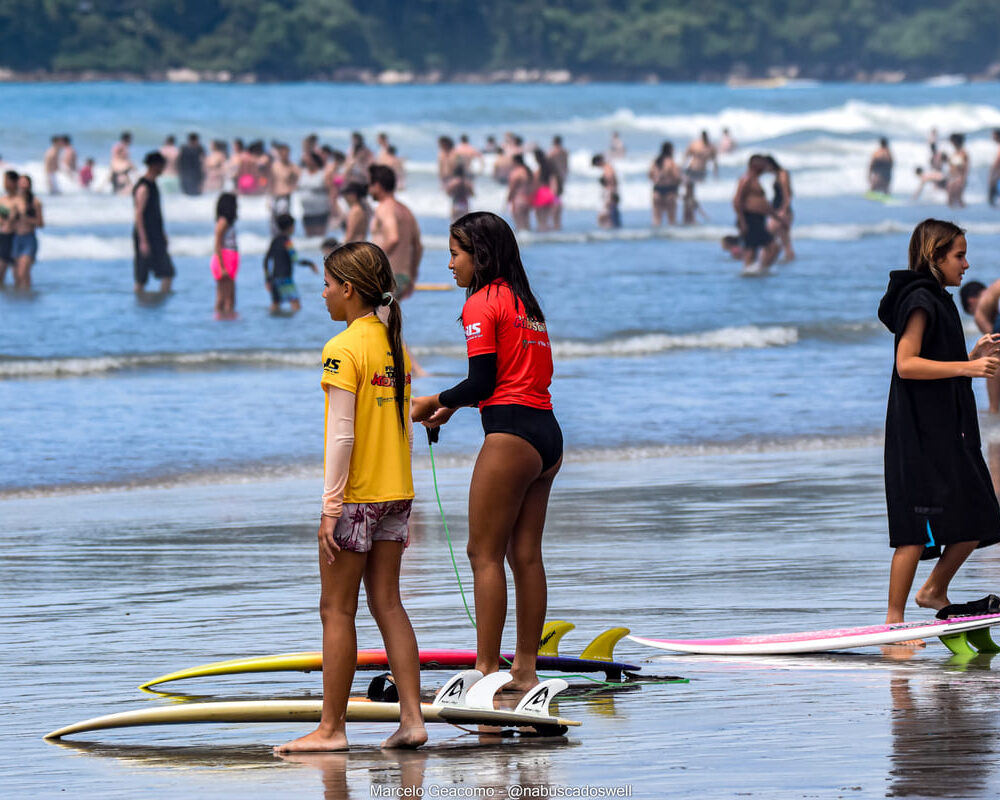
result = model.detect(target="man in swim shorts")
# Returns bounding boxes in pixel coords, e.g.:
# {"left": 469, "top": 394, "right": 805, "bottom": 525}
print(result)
{"left": 868, "top": 137, "right": 893, "bottom": 193}
{"left": 369, "top": 165, "right": 422, "bottom": 300}
{"left": 684, "top": 131, "right": 718, "bottom": 182}
{"left": 733, "top": 154, "right": 779, "bottom": 272}
{"left": 132, "top": 152, "right": 175, "bottom": 295}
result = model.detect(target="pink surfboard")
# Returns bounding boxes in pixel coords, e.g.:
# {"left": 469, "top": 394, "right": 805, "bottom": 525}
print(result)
{"left": 629, "top": 613, "right": 1000, "bottom": 655}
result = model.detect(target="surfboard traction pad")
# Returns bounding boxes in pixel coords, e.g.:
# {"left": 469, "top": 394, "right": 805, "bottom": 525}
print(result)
{"left": 44, "top": 669, "right": 579, "bottom": 741}
{"left": 139, "top": 621, "right": 639, "bottom": 689}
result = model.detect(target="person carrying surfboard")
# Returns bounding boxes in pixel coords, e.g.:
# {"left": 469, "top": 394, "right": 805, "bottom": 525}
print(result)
{"left": 878, "top": 219, "right": 1000, "bottom": 637}
{"left": 276, "top": 241, "right": 426, "bottom": 753}
{"left": 412, "top": 211, "right": 562, "bottom": 692}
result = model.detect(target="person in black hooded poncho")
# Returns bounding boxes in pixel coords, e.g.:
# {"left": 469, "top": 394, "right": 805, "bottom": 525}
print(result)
{"left": 878, "top": 219, "right": 1000, "bottom": 629}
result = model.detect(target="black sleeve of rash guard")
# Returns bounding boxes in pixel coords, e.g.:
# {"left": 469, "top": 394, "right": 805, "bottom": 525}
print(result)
{"left": 438, "top": 353, "right": 497, "bottom": 409}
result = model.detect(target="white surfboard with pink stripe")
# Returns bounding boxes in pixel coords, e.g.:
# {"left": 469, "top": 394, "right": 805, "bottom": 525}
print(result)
{"left": 629, "top": 613, "right": 1000, "bottom": 655}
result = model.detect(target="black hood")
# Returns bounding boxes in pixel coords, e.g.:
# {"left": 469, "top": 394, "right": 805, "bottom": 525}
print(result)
{"left": 878, "top": 270, "right": 945, "bottom": 334}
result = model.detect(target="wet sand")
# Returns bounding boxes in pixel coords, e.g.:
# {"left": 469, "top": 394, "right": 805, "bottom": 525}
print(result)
{"left": 5, "top": 447, "right": 1000, "bottom": 799}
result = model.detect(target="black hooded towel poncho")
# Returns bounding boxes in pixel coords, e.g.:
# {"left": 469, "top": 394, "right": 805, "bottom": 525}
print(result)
{"left": 878, "top": 269, "right": 1000, "bottom": 559}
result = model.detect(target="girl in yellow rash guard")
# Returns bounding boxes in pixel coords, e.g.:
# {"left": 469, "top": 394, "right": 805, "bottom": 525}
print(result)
{"left": 275, "top": 242, "right": 426, "bottom": 753}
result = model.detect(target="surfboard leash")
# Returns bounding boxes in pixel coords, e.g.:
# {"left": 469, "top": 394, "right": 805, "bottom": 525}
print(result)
{"left": 425, "top": 429, "right": 687, "bottom": 690}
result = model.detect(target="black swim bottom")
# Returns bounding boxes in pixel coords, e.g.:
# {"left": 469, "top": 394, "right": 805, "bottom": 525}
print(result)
{"left": 133, "top": 242, "right": 176, "bottom": 285}
{"left": 0, "top": 232, "right": 12, "bottom": 262}
{"left": 481, "top": 404, "right": 563, "bottom": 473}
{"left": 742, "top": 212, "right": 773, "bottom": 250}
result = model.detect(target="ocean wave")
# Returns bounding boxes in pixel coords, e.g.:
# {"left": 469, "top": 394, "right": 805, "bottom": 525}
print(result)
{"left": 0, "top": 325, "right": 800, "bottom": 380}
{"left": 43, "top": 218, "right": 1000, "bottom": 262}
{"left": 580, "top": 100, "right": 1000, "bottom": 143}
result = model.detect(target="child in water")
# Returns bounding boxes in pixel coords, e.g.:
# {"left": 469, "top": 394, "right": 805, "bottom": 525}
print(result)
{"left": 878, "top": 219, "right": 1000, "bottom": 634}
{"left": 210, "top": 192, "right": 239, "bottom": 318}
{"left": 276, "top": 241, "right": 425, "bottom": 752}
{"left": 263, "top": 213, "right": 317, "bottom": 314}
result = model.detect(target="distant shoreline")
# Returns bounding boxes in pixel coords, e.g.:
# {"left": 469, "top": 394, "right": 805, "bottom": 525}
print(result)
{"left": 2, "top": 64, "right": 999, "bottom": 86}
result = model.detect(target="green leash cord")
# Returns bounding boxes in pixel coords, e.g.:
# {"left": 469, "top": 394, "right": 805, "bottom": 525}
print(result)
{"left": 425, "top": 428, "right": 687, "bottom": 689}
{"left": 426, "top": 427, "right": 477, "bottom": 629}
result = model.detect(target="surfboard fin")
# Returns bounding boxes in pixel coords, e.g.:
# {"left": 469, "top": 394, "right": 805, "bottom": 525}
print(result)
{"left": 939, "top": 632, "right": 978, "bottom": 658}
{"left": 579, "top": 627, "right": 630, "bottom": 662}
{"left": 514, "top": 678, "right": 569, "bottom": 717}
{"left": 463, "top": 672, "right": 513, "bottom": 710}
{"left": 537, "top": 620, "right": 575, "bottom": 657}
{"left": 966, "top": 628, "right": 1000, "bottom": 654}
{"left": 432, "top": 670, "right": 483, "bottom": 707}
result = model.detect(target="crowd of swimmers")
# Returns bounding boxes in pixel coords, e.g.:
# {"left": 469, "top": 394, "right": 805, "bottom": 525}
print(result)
{"left": 4, "top": 124, "right": 1000, "bottom": 294}
{"left": 870, "top": 128, "right": 1000, "bottom": 208}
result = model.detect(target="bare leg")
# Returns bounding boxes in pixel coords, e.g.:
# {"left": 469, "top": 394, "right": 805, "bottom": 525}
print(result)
{"left": 886, "top": 544, "right": 925, "bottom": 645}
{"left": 914, "top": 540, "right": 979, "bottom": 611}
{"left": 666, "top": 196, "right": 677, "bottom": 225}
{"left": 759, "top": 241, "right": 781, "bottom": 270}
{"left": 214, "top": 280, "right": 224, "bottom": 314}
{"left": 467, "top": 433, "right": 543, "bottom": 676}
{"left": 159, "top": 277, "right": 173, "bottom": 293}
{"left": 15, "top": 255, "right": 32, "bottom": 289}
{"left": 506, "top": 457, "right": 561, "bottom": 690}
{"left": 988, "top": 373, "right": 1000, "bottom": 414}
{"left": 365, "top": 540, "right": 427, "bottom": 749}
{"left": 275, "top": 547, "right": 367, "bottom": 752}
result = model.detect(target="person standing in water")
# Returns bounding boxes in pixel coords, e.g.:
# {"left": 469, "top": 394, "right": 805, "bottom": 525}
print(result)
{"left": 868, "top": 137, "right": 893, "bottom": 194}
{"left": 132, "top": 151, "right": 175, "bottom": 295}
{"left": 0, "top": 170, "right": 19, "bottom": 287}
{"left": 369, "top": 165, "right": 422, "bottom": 300}
{"left": 276, "top": 241, "right": 426, "bottom": 753}
{"left": 878, "top": 219, "right": 1000, "bottom": 632}
{"left": 412, "top": 212, "right": 561, "bottom": 691}
{"left": 12, "top": 175, "right": 43, "bottom": 290}
{"left": 648, "top": 141, "right": 683, "bottom": 226}
{"left": 947, "top": 133, "right": 969, "bottom": 209}
{"left": 733, "top": 154, "right": 779, "bottom": 272}
{"left": 210, "top": 192, "right": 239, "bottom": 318}
{"left": 765, "top": 155, "right": 795, "bottom": 262}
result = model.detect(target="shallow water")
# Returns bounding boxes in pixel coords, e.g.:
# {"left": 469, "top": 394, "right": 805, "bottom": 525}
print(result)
{"left": 6, "top": 449, "right": 1000, "bottom": 799}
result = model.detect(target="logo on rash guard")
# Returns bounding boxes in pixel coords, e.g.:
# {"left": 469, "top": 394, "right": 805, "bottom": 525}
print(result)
{"left": 464, "top": 322, "right": 482, "bottom": 340}
{"left": 514, "top": 316, "right": 546, "bottom": 332}
{"left": 371, "top": 365, "right": 412, "bottom": 387}
{"left": 323, "top": 357, "right": 341, "bottom": 374}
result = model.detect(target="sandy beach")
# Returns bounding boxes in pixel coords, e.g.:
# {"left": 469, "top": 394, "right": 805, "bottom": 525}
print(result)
{"left": 5, "top": 447, "right": 1000, "bottom": 798}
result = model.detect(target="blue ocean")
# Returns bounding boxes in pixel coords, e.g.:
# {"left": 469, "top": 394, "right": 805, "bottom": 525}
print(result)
{"left": 4, "top": 80, "right": 1000, "bottom": 493}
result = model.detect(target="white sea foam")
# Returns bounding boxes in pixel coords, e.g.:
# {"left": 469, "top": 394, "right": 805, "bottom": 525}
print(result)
{"left": 0, "top": 325, "right": 799, "bottom": 380}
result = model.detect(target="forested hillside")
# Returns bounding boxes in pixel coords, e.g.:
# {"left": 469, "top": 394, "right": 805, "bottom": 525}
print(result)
{"left": 1, "top": 0, "right": 998, "bottom": 80}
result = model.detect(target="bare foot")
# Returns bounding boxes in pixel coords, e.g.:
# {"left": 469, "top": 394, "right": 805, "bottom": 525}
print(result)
{"left": 883, "top": 639, "right": 926, "bottom": 648}
{"left": 381, "top": 725, "right": 427, "bottom": 749}
{"left": 914, "top": 589, "right": 949, "bottom": 611}
{"left": 505, "top": 672, "right": 540, "bottom": 694}
{"left": 274, "top": 728, "right": 349, "bottom": 753}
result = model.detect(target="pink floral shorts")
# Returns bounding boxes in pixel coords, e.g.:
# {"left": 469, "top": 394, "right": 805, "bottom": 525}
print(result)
{"left": 333, "top": 499, "right": 413, "bottom": 553}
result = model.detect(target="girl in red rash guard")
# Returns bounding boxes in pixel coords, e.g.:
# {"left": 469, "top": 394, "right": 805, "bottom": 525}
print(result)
{"left": 412, "top": 211, "right": 562, "bottom": 692}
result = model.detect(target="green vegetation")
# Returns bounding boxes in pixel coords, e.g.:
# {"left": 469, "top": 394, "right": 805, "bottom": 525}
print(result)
{"left": 1, "top": 0, "right": 998, "bottom": 79}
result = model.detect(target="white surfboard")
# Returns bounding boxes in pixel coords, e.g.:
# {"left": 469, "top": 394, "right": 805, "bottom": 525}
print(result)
{"left": 45, "top": 671, "right": 579, "bottom": 741}
{"left": 629, "top": 612, "right": 1000, "bottom": 656}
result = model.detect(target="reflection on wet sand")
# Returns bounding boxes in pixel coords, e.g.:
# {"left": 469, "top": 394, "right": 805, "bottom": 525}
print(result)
{"left": 888, "top": 669, "right": 1000, "bottom": 798}
{"left": 54, "top": 737, "right": 576, "bottom": 798}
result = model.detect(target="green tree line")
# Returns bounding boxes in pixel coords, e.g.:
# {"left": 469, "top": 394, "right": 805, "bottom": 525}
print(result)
{"left": 1, "top": 0, "right": 999, "bottom": 79}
